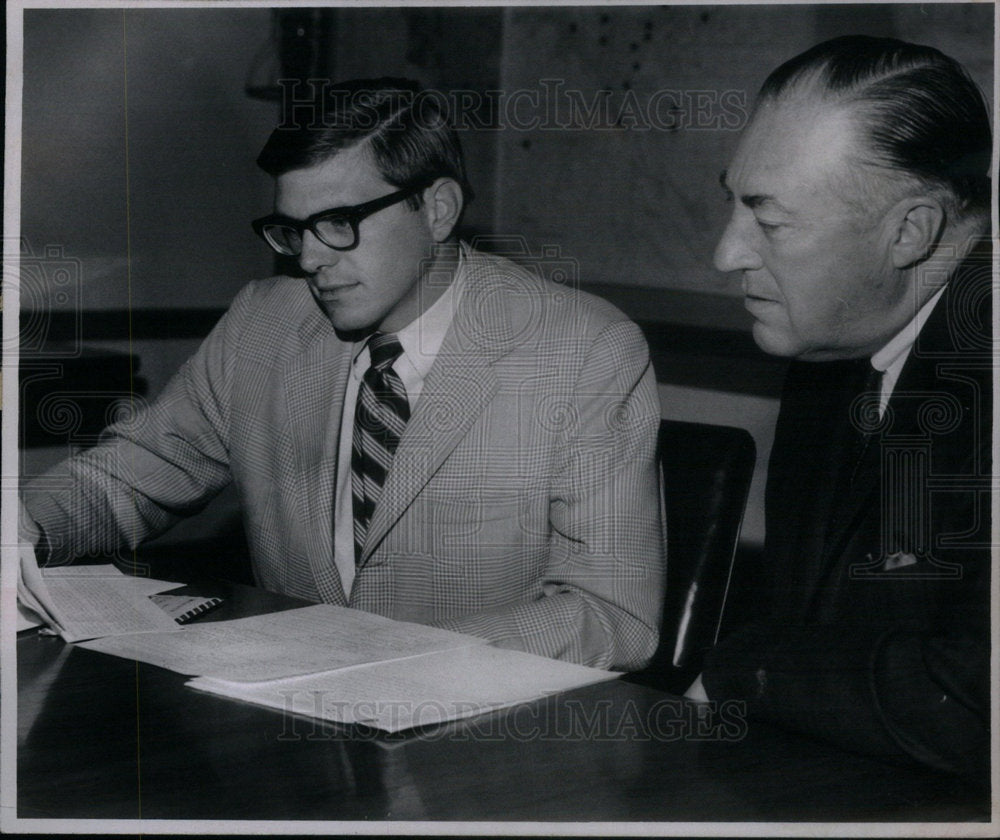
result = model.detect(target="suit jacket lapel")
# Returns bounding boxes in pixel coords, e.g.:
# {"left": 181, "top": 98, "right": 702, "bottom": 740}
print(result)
{"left": 360, "top": 261, "right": 508, "bottom": 563}
{"left": 283, "top": 315, "right": 353, "bottom": 603}
{"left": 810, "top": 276, "right": 964, "bottom": 602}
{"left": 777, "top": 360, "right": 870, "bottom": 611}
{"left": 774, "top": 245, "right": 991, "bottom": 616}
{"left": 815, "top": 442, "right": 881, "bottom": 590}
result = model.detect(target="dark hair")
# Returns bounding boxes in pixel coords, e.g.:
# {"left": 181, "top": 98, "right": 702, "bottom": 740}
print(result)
{"left": 759, "top": 35, "right": 991, "bottom": 219}
{"left": 257, "top": 77, "right": 474, "bottom": 209}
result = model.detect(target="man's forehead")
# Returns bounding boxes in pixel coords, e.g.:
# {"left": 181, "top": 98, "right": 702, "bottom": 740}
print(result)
{"left": 724, "top": 96, "right": 861, "bottom": 200}
{"left": 719, "top": 168, "right": 794, "bottom": 215}
{"left": 275, "top": 144, "right": 387, "bottom": 211}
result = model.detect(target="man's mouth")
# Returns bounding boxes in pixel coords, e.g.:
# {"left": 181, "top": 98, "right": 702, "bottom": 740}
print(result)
{"left": 741, "top": 275, "right": 777, "bottom": 304}
{"left": 311, "top": 281, "right": 360, "bottom": 300}
{"left": 743, "top": 293, "right": 782, "bottom": 321}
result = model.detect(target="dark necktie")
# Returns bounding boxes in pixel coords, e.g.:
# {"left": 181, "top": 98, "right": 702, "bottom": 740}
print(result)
{"left": 351, "top": 333, "right": 409, "bottom": 566}
{"left": 847, "top": 359, "right": 884, "bottom": 486}
{"left": 828, "top": 359, "right": 884, "bottom": 540}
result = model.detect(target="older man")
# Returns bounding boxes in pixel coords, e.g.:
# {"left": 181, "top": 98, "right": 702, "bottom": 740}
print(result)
{"left": 697, "top": 37, "right": 992, "bottom": 777}
{"left": 21, "top": 79, "right": 664, "bottom": 670}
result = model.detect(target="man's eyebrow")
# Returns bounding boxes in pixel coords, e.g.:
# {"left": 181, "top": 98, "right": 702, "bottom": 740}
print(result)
{"left": 719, "top": 170, "right": 791, "bottom": 213}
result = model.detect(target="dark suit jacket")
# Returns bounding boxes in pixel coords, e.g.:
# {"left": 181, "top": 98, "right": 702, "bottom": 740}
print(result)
{"left": 704, "top": 243, "right": 992, "bottom": 777}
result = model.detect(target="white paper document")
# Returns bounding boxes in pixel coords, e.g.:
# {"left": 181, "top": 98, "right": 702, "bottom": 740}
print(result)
{"left": 20, "top": 554, "right": 615, "bottom": 734}
{"left": 43, "top": 576, "right": 184, "bottom": 641}
{"left": 16, "top": 602, "right": 45, "bottom": 632}
{"left": 79, "top": 604, "right": 487, "bottom": 681}
{"left": 188, "top": 645, "right": 619, "bottom": 732}
{"left": 43, "top": 566, "right": 183, "bottom": 597}
{"left": 19, "top": 560, "right": 184, "bottom": 642}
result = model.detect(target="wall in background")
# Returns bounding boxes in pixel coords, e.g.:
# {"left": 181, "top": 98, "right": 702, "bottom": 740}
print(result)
{"left": 25, "top": 5, "right": 990, "bottom": 317}
{"left": 20, "top": 4, "right": 993, "bottom": 334}
{"left": 495, "top": 4, "right": 993, "bottom": 299}
{"left": 330, "top": 7, "right": 504, "bottom": 240}
{"left": 21, "top": 7, "right": 278, "bottom": 314}
{"left": 19, "top": 8, "right": 281, "bottom": 544}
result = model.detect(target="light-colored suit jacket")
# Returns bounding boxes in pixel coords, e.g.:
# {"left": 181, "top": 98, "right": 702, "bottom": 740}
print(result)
{"left": 24, "top": 247, "right": 665, "bottom": 669}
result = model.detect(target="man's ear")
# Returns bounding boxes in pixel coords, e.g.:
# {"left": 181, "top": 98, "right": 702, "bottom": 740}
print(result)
{"left": 422, "top": 178, "right": 464, "bottom": 242}
{"left": 889, "top": 196, "right": 945, "bottom": 269}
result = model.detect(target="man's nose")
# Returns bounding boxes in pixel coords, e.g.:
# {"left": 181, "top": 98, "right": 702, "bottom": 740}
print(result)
{"left": 713, "top": 213, "right": 762, "bottom": 274}
{"left": 298, "top": 229, "right": 340, "bottom": 274}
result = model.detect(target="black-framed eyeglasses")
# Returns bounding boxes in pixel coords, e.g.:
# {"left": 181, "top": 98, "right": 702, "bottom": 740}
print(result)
{"left": 252, "top": 183, "right": 427, "bottom": 256}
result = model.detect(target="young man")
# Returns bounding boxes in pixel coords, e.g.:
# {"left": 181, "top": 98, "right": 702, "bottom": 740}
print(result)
{"left": 695, "top": 38, "right": 992, "bottom": 777}
{"left": 21, "top": 80, "right": 665, "bottom": 670}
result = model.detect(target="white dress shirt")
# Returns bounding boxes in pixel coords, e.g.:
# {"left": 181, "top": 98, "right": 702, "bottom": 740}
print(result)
{"left": 870, "top": 285, "right": 947, "bottom": 417}
{"left": 332, "top": 245, "right": 469, "bottom": 595}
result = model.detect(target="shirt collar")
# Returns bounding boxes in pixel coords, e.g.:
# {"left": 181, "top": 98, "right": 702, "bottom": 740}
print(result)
{"left": 870, "top": 284, "right": 947, "bottom": 376}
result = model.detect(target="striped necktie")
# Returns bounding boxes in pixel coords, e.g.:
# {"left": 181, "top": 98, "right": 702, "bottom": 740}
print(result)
{"left": 351, "top": 333, "right": 410, "bottom": 566}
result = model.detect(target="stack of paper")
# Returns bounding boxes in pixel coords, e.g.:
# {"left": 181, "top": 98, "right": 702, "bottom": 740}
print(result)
{"left": 189, "top": 645, "right": 619, "bottom": 732}
{"left": 77, "top": 604, "right": 618, "bottom": 733}
{"left": 19, "top": 560, "right": 619, "bottom": 733}
{"left": 18, "top": 562, "right": 185, "bottom": 642}
{"left": 78, "top": 604, "right": 486, "bottom": 680}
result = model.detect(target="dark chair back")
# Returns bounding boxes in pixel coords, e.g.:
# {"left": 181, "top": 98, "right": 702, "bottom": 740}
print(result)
{"left": 628, "top": 419, "right": 755, "bottom": 695}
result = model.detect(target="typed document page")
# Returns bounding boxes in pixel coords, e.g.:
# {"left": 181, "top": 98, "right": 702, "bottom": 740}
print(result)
{"left": 189, "top": 645, "right": 620, "bottom": 732}
{"left": 18, "top": 560, "right": 183, "bottom": 642}
{"left": 79, "top": 603, "right": 487, "bottom": 681}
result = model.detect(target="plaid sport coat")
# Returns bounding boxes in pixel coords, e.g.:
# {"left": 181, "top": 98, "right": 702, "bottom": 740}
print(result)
{"left": 24, "top": 246, "right": 665, "bottom": 670}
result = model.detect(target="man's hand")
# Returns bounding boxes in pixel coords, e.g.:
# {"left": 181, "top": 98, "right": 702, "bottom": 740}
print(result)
{"left": 685, "top": 673, "right": 709, "bottom": 703}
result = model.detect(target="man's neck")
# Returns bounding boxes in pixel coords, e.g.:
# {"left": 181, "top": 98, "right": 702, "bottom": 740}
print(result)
{"left": 379, "top": 240, "right": 463, "bottom": 334}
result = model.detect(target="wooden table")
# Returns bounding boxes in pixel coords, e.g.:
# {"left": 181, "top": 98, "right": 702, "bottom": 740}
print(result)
{"left": 14, "top": 582, "right": 990, "bottom": 826}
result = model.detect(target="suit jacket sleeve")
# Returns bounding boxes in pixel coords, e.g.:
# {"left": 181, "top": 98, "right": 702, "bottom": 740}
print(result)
{"left": 701, "top": 605, "right": 989, "bottom": 776}
{"left": 21, "top": 282, "right": 257, "bottom": 563}
{"left": 431, "top": 319, "right": 666, "bottom": 672}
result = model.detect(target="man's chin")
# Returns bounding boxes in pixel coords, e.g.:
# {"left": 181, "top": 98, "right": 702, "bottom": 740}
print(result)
{"left": 751, "top": 322, "right": 800, "bottom": 358}
{"left": 318, "top": 301, "right": 381, "bottom": 337}
{"left": 755, "top": 326, "right": 865, "bottom": 362}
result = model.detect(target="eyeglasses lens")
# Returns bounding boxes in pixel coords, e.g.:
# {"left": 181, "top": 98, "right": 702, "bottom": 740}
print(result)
{"left": 263, "top": 225, "right": 302, "bottom": 256}
{"left": 314, "top": 217, "right": 355, "bottom": 249}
